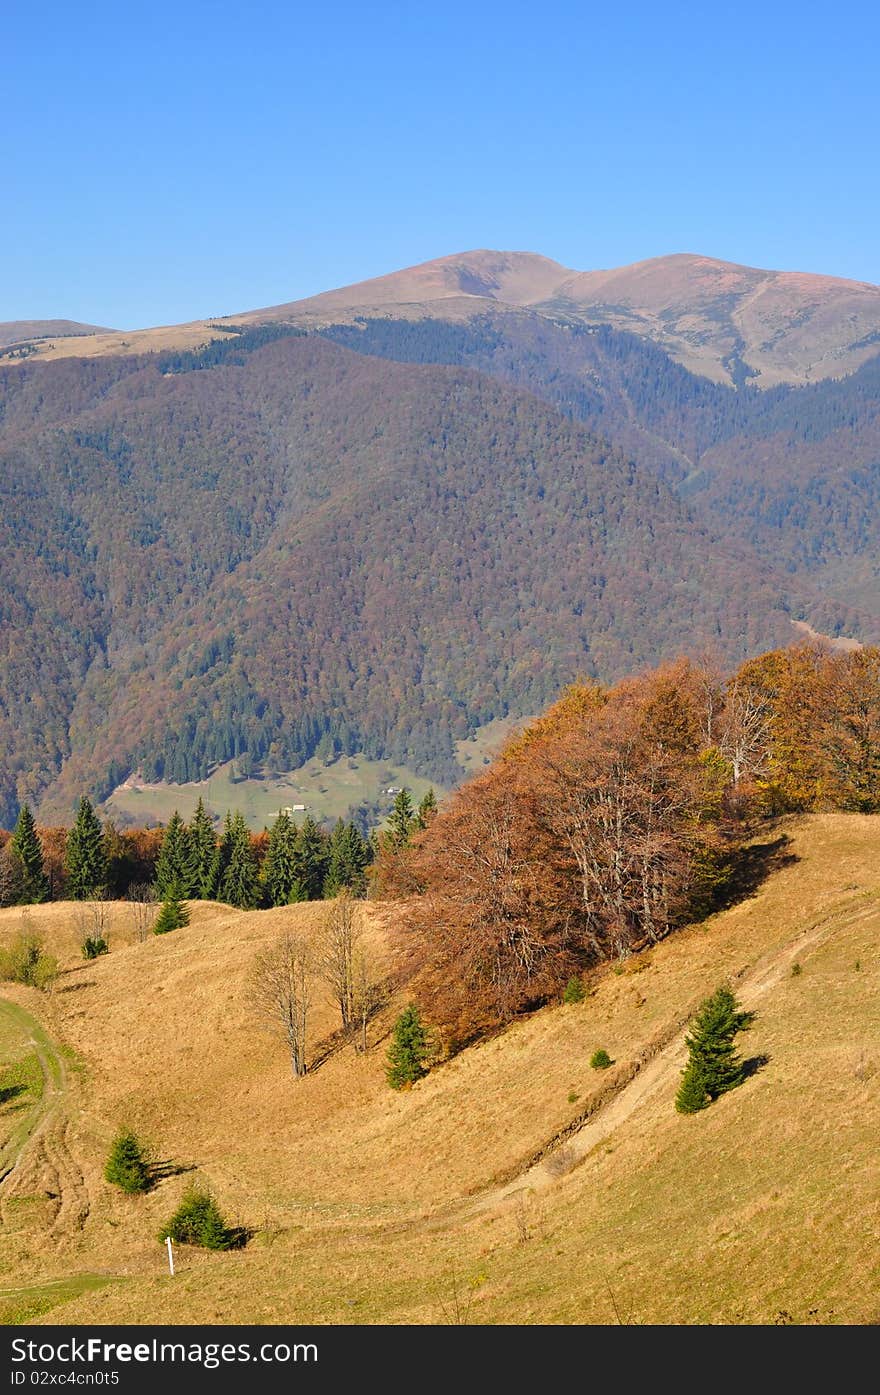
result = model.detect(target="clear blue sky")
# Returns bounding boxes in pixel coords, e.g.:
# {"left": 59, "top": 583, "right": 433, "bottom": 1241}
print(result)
{"left": 4, "top": 1, "right": 879, "bottom": 327}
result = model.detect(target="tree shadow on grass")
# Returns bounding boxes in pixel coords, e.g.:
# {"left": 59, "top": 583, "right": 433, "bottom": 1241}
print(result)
{"left": 309, "top": 1024, "right": 351, "bottom": 1072}
{"left": 0, "top": 1083, "right": 27, "bottom": 1107}
{"left": 147, "top": 1158, "right": 198, "bottom": 1186}
{"left": 310, "top": 993, "right": 389, "bottom": 1071}
{"left": 225, "top": 1226, "right": 254, "bottom": 1250}
{"left": 741, "top": 1053, "right": 770, "bottom": 1081}
{"left": 714, "top": 834, "right": 800, "bottom": 913}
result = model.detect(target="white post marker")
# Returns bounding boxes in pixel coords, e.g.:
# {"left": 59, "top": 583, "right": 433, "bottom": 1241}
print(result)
{"left": 166, "top": 1236, "right": 175, "bottom": 1276}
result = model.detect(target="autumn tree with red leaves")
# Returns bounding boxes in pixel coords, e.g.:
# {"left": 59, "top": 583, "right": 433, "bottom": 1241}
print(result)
{"left": 394, "top": 768, "right": 578, "bottom": 1045}
{"left": 383, "top": 660, "right": 737, "bottom": 1046}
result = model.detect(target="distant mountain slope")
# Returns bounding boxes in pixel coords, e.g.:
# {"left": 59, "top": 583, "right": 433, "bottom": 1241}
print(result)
{"left": 0, "top": 331, "right": 859, "bottom": 826}
{"left": 321, "top": 313, "right": 880, "bottom": 615}
{"left": 247, "top": 249, "right": 880, "bottom": 387}
{"left": 536, "top": 253, "right": 880, "bottom": 386}
{"left": 0, "top": 318, "right": 112, "bottom": 349}
{"left": 247, "top": 249, "right": 573, "bottom": 321}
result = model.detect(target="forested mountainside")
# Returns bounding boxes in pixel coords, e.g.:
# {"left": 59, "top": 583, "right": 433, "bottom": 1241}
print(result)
{"left": 0, "top": 329, "right": 860, "bottom": 828}
{"left": 322, "top": 315, "right": 880, "bottom": 610}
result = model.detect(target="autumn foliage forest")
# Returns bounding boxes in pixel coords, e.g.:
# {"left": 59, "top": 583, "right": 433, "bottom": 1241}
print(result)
{"left": 2, "top": 324, "right": 877, "bottom": 831}
{"left": 377, "top": 642, "right": 880, "bottom": 1046}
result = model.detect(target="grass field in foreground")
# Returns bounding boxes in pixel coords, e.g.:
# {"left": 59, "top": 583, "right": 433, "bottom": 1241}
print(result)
{"left": 0, "top": 814, "right": 877, "bottom": 1324}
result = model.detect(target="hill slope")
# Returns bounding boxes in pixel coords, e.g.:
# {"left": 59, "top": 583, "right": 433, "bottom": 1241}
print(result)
{"left": 0, "top": 320, "right": 112, "bottom": 351}
{"left": 0, "top": 814, "right": 877, "bottom": 1324}
{"left": 321, "top": 312, "right": 880, "bottom": 616}
{"left": 4, "top": 330, "right": 857, "bottom": 827}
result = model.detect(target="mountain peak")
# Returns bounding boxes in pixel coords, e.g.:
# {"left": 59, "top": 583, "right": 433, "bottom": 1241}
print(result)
{"left": 246, "top": 249, "right": 574, "bottom": 321}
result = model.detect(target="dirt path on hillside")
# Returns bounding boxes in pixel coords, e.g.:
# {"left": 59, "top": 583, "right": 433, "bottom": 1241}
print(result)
{"left": 423, "top": 895, "right": 876, "bottom": 1229}
{"left": 0, "top": 998, "right": 69, "bottom": 1190}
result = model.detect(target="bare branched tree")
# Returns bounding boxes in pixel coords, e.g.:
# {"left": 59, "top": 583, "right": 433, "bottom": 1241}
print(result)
{"left": 250, "top": 932, "right": 312, "bottom": 1078}
{"left": 320, "top": 891, "right": 360, "bottom": 1032}
{"left": 127, "top": 883, "right": 157, "bottom": 943}
{"left": 319, "top": 893, "right": 383, "bottom": 1050}
{"left": 718, "top": 677, "right": 772, "bottom": 786}
{"left": 351, "top": 948, "right": 384, "bottom": 1054}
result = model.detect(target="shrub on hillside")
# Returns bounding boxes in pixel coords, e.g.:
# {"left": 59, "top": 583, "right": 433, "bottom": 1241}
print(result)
{"left": 563, "top": 976, "right": 585, "bottom": 1004}
{"left": 676, "top": 985, "right": 749, "bottom": 1114}
{"left": 154, "top": 890, "right": 190, "bottom": 935}
{"left": 82, "top": 934, "right": 109, "bottom": 960}
{"left": 590, "top": 1048, "right": 612, "bottom": 1070}
{"left": 386, "top": 1005, "right": 431, "bottom": 1089}
{"left": 104, "top": 1128, "right": 151, "bottom": 1194}
{"left": 161, "top": 1187, "right": 236, "bottom": 1250}
{"left": 0, "top": 926, "right": 58, "bottom": 990}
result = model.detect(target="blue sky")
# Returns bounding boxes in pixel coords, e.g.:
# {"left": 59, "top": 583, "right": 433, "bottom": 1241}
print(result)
{"left": 3, "top": 1, "right": 879, "bottom": 327}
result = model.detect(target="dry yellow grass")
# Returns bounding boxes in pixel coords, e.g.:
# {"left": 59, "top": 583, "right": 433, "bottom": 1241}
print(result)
{"left": 4, "top": 322, "right": 228, "bottom": 364}
{"left": 0, "top": 813, "right": 878, "bottom": 1324}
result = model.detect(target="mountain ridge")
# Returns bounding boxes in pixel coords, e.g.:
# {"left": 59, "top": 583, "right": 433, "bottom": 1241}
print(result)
{"left": 7, "top": 249, "right": 880, "bottom": 386}
{"left": 0, "top": 318, "right": 114, "bottom": 349}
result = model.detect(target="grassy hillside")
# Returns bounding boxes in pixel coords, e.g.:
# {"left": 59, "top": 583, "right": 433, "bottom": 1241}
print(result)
{"left": 104, "top": 754, "right": 441, "bottom": 831}
{"left": 0, "top": 814, "right": 877, "bottom": 1324}
{"left": 102, "top": 719, "right": 520, "bottom": 829}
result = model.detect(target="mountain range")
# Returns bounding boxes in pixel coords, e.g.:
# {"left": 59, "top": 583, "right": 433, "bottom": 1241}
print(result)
{"left": 8, "top": 248, "right": 880, "bottom": 387}
{"left": 2, "top": 249, "right": 879, "bottom": 826}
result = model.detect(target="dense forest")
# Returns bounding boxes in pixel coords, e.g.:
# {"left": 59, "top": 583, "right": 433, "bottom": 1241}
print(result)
{"left": 323, "top": 314, "right": 880, "bottom": 607}
{"left": 2, "top": 332, "right": 854, "bottom": 829}
{"left": 380, "top": 642, "right": 880, "bottom": 1046}
{"left": 1, "top": 320, "right": 879, "bottom": 828}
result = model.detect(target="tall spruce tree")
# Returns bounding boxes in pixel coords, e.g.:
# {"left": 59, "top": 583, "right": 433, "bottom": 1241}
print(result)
{"left": 154, "top": 811, "right": 191, "bottom": 897}
{"left": 219, "top": 811, "right": 259, "bottom": 909}
{"left": 324, "top": 820, "right": 370, "bottom": 897}
{"left": 205, "top": 811, "right": 233, "bottom": 901}
{"left": 261, "top": 811, "right": 300, "bottom": 907}
{"left": 292, "top": 816, "right": 329, "bottom": 901}
{"left": 187, "top": 799, "right": 217, "bottom": 898}
{"left": 65, "top": 797, "right": 108, "bottom": 900}
{"left": 0, "top": 844, "right": 26, "bottom": 908}
{"left": 386, "top": 1004, "right": 431, "bottom": 1089}
{"left": 676, "top": 985, "right": 749, "bottom": 1114}
{"left": 10, "top": 805, "right": 49, "bottom": 904}
{"left": 386, "top": 788, "right": 417, "bottom": 849}
{"left": 417, "top": 788, "right": 438, "bottom": 829}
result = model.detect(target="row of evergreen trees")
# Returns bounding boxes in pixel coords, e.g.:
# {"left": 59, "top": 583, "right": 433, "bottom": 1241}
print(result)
{"left": 1, "top": 787, "right": 437, "bottom": 912}
{"left": 0, "top": 799, "right": 111, "bottom": 905}
{"left": 0, "top": 797, "right": 118, "bottom": 905}
{"left": 153, "top": 802, "right": 372, "bottom": 909}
